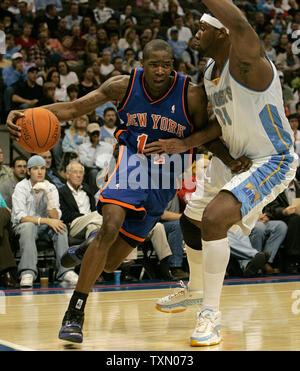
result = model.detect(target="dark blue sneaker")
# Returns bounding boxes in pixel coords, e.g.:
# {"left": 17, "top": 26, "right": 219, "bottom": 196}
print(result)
{"left": 61, "top": 232, "right": 98, "bottom": 268}
{"left": 58, "top": 310, "right": 84, "bottom": 343}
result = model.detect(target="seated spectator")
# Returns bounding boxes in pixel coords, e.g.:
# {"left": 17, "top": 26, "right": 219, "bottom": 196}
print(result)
{"left": 160, "top": 194, "right": 189, "bottom": 279}
{"left": 20, "top": 48, "right": 36, "bottom": 70}
{"left": 0, "top": 194, "right": 19, "bottom": 288}
{"left": 84, "top": 38, "right": 100, "bottom": 65}
{"left": 0, "top": 148, "right": 13, "bottom": 184}
{"left": 56, "top": 17, "right": 71, "bottom": 43}
{"left": 3, "top": 34, "right": 20, "bottom": 61}
{"left": 58, "top": 60, "right": 79, "bottom": 89}
{"left": 2, "top": 52, "right": 27, "bottom": 112}
{"left": 65, "top": 3, "right": 83, "bottom": 31}
{"left": 262, "top": 33, "right": 277, "bottom": 63}
{"left": 96, "top": 26, "right": 109, "bottom": 52}
{"left": 278, "top": 70, "right": 294, "bottom": 114}
{"left": 12, "top": 66, "right": 43, "bottom": 109}
{"left": 58, "top": 152, "right": 79, "bottom": 181}
{"left": 78, "top": 65, "right": 98, "bottom": 98}
{"left": 60, "top": 36, "right": 79, "bottom": 69}
{"left": 67, "top": 83, "right": 79, "bottom": 102}
{"left": 99, "top": 49, "right": 114, "bottom": 77}
{"left": 11, "top": 155, "right": 78, "bottom": 287}
{"left": 78, "top": 123, "right": 113, "bottom": 192}
{"left": 91, "top": 59, "right": 103, "bottom": 86}
{"left": 120, "top": 4, "right": 137, "bottom": 25}
{"left": 122, "top": 47, "right": 139, "bottom": 74}
{"left": 100, "top": 107, "right": 118, "bottom": 145}
{"left": 276, "top": 43, "right": 300, "bottom": 73}
{"left": 103, "top": 33, "right": 124, "bottom": 61}
{"left": 46, "top": 69, "right": 68, "bottom": 102}
{"left": 167, "top": 28, "right": 187, "bottom": 60}
{"left": 0, "top": 156, "right": 27, "bottom": 209}
{"left": 265, "top": 178, "right": 300, "bottom": 273}
{"left": 59, "top": 161, "right": 102, "bottom": 241}
{"left": 28, "top": 30, "right": 55, "bottom": 69}
{"left": 228, "top": 228, "right": 270, "bottom": 277}
{"left": 62, "top": 115, "right": 89, "bottom": 154}
{"left": 288, "top": 113, "right": 300, "bottom": 157}
{"left": 249, "top": 213, "right": 288, "bottom": 274}
{"left": 93, "top": 0, "right": 115, "bottom": 25}
{"left": 166, "top": 15, "right": 193, "bottom": 44}
{"left": 70, "top": 24, "right": 86, "bottom": 61}
{"left": 133, "top": 0, "right": 158, "bottom": 31}
{"left": 15, "top": 23, "right": 37, "bottom": 50}
{"left": 38, "top": 81, "right": 57, "bottom": 106}
{"left": 118, "top": 27, "right": 140, "bottom": 53}
{"left": 40, "top": 151, "right": 65, "bottom": 189}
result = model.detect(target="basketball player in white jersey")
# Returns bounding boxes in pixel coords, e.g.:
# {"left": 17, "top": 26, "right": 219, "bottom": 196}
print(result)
{"left": 144, "top": 0, "right": 298, "bottom": 346}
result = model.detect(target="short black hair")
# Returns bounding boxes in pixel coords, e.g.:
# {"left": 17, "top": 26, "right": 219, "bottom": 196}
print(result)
{"left": 12, "top": 156, "right": 27, "bottom": 167}
{"left": 142, "top": 39, "right": 173, "bottom": 60}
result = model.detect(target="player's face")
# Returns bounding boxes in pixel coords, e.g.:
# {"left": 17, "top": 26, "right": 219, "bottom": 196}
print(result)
{"left": 141, "top": 50, "right": 173, "bottom": 93}
{"left": 195, "top": 22, "right": 218, "bottom": 57}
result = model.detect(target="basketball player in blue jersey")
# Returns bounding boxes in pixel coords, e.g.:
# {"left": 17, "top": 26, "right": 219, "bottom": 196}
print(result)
{"left": 145, "top": 0, "right": 299, "bottom": 347}
{"left": 6, "top": 39, "right": 251, "bottom": 344}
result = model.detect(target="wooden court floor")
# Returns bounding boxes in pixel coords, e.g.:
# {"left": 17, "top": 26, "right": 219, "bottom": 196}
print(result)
{"left": 1, "top": 279, "right": 300, "bottom": 351}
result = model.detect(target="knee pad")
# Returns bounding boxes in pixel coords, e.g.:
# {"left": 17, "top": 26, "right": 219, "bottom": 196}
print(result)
{"left": 180, "top": 213, "right": 202, "bottom": 251}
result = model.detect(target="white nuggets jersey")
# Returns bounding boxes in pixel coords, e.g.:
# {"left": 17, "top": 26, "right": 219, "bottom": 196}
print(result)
{"left": 185, "top": 58, "right": 298, "bottom": 235}
{"left": 204, "top": 58, "right": 295, "bottom": 160}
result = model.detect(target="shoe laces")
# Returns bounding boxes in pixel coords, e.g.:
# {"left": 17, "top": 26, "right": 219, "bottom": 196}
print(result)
{"left": 162, "top": 280, "right": 187, "bottom": 302}
{"left": 194, "top": 309, "right": 216, "bottom": 333}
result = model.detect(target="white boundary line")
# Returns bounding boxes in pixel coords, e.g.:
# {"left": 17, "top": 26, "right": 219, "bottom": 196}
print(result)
{"left": 0, "top": 339, "right": 36, "bottom": 351}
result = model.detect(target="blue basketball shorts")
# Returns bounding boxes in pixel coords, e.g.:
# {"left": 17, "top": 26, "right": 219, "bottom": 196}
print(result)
{"left": 97, "top": 145, "right": 177, "bottom": 246}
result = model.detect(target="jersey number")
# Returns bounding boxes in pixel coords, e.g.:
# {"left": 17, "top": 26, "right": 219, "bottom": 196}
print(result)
{"left": 215, "top": 107, "right": 232, "bottom": 126}
{"left": 137, "top": 134, "right": 148, "bottom": 153}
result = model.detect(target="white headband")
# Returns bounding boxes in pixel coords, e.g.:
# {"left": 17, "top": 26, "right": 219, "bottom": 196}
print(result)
{"left": 200, "top": 13, "right": 229, "bottom": 33}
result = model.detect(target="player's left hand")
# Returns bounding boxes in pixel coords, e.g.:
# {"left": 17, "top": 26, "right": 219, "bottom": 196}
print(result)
{"left": 143, "top": 138, "right": 187, "bottom": 155}
{"left": 228, "top": 155, "right": 252, "bottom": 174}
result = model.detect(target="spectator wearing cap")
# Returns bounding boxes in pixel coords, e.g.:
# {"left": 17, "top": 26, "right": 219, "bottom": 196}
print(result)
{"left": 12, "top": 66, "right": 43, "bottom": 109}
{"left": 167, "top": 28, "right": 187, "bottom": 60}
{"left": 11, "top": 155, "right": 78, "bottom": 287}
{"left": 78, "top": 123, "right": 114, "bottom": 192}
{"left": 2, "top": 52, "right": 27, "bottom": 87}
{"left": 79, "top": 0, "right": 95, "bottom": 22}
{"left": 2, "top": 52, "right": 27, "bottom": 114}
{"left": 166, "top": 15, "right": 193, "bottom": 45}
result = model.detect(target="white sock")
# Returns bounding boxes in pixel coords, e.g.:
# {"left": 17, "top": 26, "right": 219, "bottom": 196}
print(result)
{"left": 186, "top": 245, "right": 203, "bottom": 293}
{"left": 202, "top": 237, "right": 230, "bottom": 312}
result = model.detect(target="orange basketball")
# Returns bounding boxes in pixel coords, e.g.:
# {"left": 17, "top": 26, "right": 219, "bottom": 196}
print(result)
{"left": 16, "top": 107, "right": 61, "bottom": 154}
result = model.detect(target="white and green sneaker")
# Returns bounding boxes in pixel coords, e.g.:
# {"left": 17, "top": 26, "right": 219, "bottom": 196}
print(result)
{"left": 156, "top": 281, "right": 203, "bottom": 313}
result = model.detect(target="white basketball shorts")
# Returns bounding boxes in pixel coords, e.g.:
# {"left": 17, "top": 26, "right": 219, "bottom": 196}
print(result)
{"left": 184, "top": 152, "right": 298, "bottom": 235}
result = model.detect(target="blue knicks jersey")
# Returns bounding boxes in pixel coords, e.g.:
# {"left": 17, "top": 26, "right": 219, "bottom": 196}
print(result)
{"left": 115, "top": 67, "right": 194, "bottom": 189}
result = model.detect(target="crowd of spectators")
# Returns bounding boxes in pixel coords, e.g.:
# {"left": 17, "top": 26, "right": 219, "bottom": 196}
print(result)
{"left": 1, "top": 0, "right": 300, "bottom": 287}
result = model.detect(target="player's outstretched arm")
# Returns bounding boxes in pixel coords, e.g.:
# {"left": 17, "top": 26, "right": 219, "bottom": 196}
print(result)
{"left": 202, "top": 0, "right": 272, "bottom": 90}
{"left": 6, "top": 75, "right": 130, "bottom": 140}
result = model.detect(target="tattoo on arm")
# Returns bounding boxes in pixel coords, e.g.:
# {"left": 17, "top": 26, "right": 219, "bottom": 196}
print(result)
{"left": 101, "top": 76, "right": 129, "bottom": 102}
{"left": 238, "top": 61, "right": 251, "bottom": 85}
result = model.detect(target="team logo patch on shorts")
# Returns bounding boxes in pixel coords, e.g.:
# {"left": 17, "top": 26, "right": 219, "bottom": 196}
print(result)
{"left": 242, "top": 183, "right": 260, "bottom": 203}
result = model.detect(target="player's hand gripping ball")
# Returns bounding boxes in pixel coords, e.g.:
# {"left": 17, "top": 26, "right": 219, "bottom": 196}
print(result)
{"left": 16, "top": 107, "right": 61, "bottom": 153}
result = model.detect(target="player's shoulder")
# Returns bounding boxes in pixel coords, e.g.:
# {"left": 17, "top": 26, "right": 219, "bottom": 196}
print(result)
{"left": 187, "top": 81, "right": 207, "bottom": 101}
